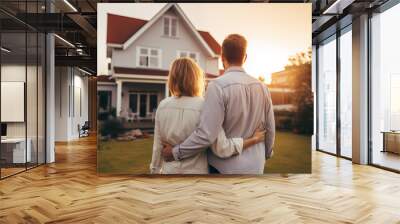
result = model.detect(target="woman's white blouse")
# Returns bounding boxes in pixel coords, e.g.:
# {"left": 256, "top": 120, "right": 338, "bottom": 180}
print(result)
{"left": 150, "top": 96, "right": 243, "bottom": 174}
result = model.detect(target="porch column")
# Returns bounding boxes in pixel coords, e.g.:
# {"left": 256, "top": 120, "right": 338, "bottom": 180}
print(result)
{"left": 116, "top": 80, "right": 122, "bottom": 117}
{"left": 165, "top": 82, "right": 169, "bottom": 98}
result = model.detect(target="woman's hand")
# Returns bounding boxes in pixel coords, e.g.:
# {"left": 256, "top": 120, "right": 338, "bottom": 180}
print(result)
{"left": 243, "top": 129, "right": 266, "bottom": 149}
{"left": 251, "top": 129, "right": 266, "bottom": 143}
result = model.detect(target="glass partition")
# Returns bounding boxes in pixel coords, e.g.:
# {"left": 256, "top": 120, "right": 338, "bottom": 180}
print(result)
{"left": 339, "top": 27, "right": 352, "bottom": 158}
{"left": 317, "top": 36, "right": 337, "bottom": 154}
{"left": 1, "top": 31, "right": 28, "bottom": 177}
{"left": 27, "top": 31, "right": 38, "bottom": 169}
{"left": 0, "top": 2, "right": 46, "bottom": 179}
{"left": 370, "top": 3, "right": 400, "bottom": 171}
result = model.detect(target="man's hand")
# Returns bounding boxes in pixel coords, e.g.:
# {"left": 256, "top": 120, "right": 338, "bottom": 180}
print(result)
{"left": 161, "top": 141, "right": 175, "bottom": 162}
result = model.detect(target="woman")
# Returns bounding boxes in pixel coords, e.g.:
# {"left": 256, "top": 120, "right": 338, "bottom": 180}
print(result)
{"left": 150, "top": 58, "right": 265, "bottom": 174}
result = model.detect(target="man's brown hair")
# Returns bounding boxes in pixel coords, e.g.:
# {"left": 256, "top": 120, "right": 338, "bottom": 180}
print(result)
{"left": 222, "top": 34, "right": 247, "bottom": 65}
{"left": 168, "top": 57, "right": 205, "bottom": 97}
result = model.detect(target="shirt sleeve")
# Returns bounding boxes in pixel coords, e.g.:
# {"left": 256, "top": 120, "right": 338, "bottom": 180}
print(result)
{"left": 150, "top": 109, "right": 163, "bottom": 174}
{"left": 172, "top": 82, "right": 225, "bottom": 161}
{"left": 211, "top": 129, "right": 243, "bottom": 158}
{"left": 264, "top": 87, "right": 275, "bottom": 159}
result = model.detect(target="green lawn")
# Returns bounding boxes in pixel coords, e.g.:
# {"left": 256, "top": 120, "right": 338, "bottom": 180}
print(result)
{"left": 97, "top": 131, "right": 311, "bottom": 174}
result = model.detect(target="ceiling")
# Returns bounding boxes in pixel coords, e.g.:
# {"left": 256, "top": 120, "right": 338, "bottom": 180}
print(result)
{"left": 0, "top": 0, "right": 394, "bottom": 74}
{"left": 311, "top": 0, "right": 390, "bottom": 43}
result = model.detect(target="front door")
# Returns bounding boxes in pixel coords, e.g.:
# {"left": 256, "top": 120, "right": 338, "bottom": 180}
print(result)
{"left": 139, "top": 94, "right": 147, "bottom": 118}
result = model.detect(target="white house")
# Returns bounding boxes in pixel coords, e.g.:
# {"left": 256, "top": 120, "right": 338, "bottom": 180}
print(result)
{"left": 98, "top": 3, "right": 222, "bottom": 120}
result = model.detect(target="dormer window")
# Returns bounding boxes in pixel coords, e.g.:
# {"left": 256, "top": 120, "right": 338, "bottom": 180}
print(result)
{"left": 137, "top": 47, "right": 161, "bottom": 68}
{"left": 163, "top": 16, "right": 178, "bottom": 37}
{"left": 177, "top": 50, "right": 199, "bottom": 62}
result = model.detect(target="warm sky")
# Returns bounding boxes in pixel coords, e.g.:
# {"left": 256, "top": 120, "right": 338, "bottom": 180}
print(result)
{"left": 97, "top": 3, "right": 311, "bottom": 83}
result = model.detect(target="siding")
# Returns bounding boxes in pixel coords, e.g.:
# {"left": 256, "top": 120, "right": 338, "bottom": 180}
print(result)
{"left": 112, "top": 8, "right": 219, "bottom": 75}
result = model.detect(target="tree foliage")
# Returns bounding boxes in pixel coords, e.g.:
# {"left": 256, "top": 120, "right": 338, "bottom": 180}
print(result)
{"left": 287, "top": 48, "right": 313, "bottom": 134}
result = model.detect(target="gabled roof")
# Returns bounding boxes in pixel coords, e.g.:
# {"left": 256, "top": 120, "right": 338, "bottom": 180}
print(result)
{"left": 107, "top": 14, "right": 146, "bottom": 46}
{"left": 198, "top": 31, "right": 221, "bottom": 56}
{"left": 106, "top": 4, "right": 221, "bottom": 55}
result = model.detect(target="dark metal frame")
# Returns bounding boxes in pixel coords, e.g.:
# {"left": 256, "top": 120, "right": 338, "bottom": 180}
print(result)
{"left": 316, "top": 0, "right": 400, "bottom": 173}
{"left": 336, "top": 23, "right": 341, "bottom": 159}
{"left": 367, "top": 10, "right": 373, "bottom": 166}
{"left": 315, "top": 44, "right": 319, "bottom": 151}
{"left": 367, "top": 0, "right": 400, "bottom": 173}
{"left": 315, "top": 22, "right": 353, "bottom": 161}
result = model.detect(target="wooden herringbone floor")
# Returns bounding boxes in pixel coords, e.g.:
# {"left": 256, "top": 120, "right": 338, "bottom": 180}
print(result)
{"left": 1, "top": 135, "right": 400, "bottom": 224}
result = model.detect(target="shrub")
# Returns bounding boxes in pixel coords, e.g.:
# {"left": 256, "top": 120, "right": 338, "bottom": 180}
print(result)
{"left": 99, "top": 118, "right": 125, "bottom": 138}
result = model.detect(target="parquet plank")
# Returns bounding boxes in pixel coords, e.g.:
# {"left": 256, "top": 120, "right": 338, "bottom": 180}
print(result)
{"left": 0, "top": 135, "right": 399, "bottom": 223}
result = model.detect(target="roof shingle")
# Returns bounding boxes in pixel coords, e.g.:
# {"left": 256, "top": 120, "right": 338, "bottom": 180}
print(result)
{"left": 107, "top": 14, "right": 147, "bottom": 45}
{"left": 107, "top": 13, "right": 221, "bottom": 55}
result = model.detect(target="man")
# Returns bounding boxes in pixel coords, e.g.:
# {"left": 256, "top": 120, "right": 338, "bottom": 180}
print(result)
{"left": 162, "top": 34, "right": 275, "bottom": 174}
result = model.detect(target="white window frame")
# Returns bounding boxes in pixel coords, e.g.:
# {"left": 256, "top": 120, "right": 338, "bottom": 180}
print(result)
{"left": 162, "top": 15, "right": 178, "bottom": 37}
{"left": 177, "top": 50, "right": 199, "bottom": 62}
{"left": 128, "top": 92, "right": 159, "bottom": 118}
{"left": 136, "top": 46, "right": 162, "bottom": 69}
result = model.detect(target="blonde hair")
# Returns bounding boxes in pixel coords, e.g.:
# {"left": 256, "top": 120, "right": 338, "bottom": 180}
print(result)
{"left": 168, "top": 57, "right": 205, "bottom": 97}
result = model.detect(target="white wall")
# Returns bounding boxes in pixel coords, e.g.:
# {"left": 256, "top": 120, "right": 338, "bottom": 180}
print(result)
{"left": 54, "top": 67, "right": 89, "bottom": 141}
{"left": 55, "top": 67, "right": 69, "bottom": 141}
{"left": 111, "top": 8, "right": 219, "bottom": 75}
{"left": 1, "top": 65, "right": 38, "bottom": 138}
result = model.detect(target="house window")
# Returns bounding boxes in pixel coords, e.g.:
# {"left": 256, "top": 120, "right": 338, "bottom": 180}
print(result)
{"left": 129, "top": 94, "right": 138, "bottom": 113}
{"left": 107, "top": 57, "right": 111, "bottom": 70}
{"left": 139, "top": 94, "right": 148, "bottom": 118}
{"left": 163, "top": 16, "right": 178, "bottom": 37}
{"left": 177, "top": 50, "right": 199, "bottom": 62}
{"left": 149, "top": 94, "right": 158, "bottom": 112}
{"left": 137, "top": 47, "right": 161, "bottom": 68}
{"left": 98, "top": 91, "right": 111, "bottom": 112}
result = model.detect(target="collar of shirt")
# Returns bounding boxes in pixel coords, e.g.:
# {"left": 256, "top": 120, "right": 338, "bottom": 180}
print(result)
{"left": 224, "top": 66, "right": 245, "bottom": 74}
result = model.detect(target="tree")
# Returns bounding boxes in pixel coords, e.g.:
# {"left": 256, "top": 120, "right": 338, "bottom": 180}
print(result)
{"left": 287, "top": 48, "right": 313, "bottom": 134}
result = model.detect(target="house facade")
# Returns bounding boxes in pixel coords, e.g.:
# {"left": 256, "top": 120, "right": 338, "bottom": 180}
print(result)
{"left": 268, "top": 69, "right": 296, "bottom": 112}
{"left": 98, "top": 3, "right": 221, "bottom": 120}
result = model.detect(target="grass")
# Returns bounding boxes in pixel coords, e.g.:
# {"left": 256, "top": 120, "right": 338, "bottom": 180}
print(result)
{"left": 264, "top": 131, "right": 311, "bottom": 173}
{"left": 97, "top": 131, "right": 311, "bottom": 174}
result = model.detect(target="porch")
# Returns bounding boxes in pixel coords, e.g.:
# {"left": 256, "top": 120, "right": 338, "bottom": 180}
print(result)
{"left": 117, "top": 81, "right": 168, "bottom": 121}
